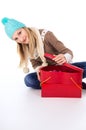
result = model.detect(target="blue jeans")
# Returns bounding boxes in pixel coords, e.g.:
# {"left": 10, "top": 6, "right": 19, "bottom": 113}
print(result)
{"left": 72, "top": 62, "right": 86, "bottom": 78}
{"left": 24, "top": 72, "right": 41, "bottom": 89}
{"left": 24, "top": 62, "right": 86, "bottom": 89}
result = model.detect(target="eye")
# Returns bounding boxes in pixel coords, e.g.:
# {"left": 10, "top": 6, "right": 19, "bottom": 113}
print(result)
{"left": 18, "top": 31, "right": 21, "bottom": 35}
{"left": 14, "top": 37, "right": 18, "bottom": 41}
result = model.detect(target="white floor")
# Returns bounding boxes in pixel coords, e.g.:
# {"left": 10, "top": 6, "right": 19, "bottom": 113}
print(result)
{"left": 0, "top": 51, "right": 86, "bottom": 130}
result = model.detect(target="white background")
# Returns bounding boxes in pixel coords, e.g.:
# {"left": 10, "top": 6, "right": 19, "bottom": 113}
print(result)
{"left": 0, "top": 0, "right": 86, "bottom": 130}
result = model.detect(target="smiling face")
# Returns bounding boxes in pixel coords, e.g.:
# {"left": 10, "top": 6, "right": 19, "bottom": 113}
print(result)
{"left": 12, "top": 28, "right": 29, "bottom": 44}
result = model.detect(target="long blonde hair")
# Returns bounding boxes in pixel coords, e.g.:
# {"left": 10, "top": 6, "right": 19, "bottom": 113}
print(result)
{"left": 17, "top": 27, "right": 47, "bottom": 72}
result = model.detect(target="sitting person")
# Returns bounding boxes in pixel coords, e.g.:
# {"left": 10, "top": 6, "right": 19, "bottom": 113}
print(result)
{"left": 1, "top": 17, "right": 86, "bottom": 89}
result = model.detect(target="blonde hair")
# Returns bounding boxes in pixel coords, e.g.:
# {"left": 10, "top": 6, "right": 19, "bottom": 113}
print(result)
{"left": 17, "top": 27, "right": 47, "bottom": 73}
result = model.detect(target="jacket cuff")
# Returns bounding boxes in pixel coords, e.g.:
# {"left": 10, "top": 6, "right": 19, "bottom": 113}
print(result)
{"left": 64, "top": 53, "right": 73, "bottom": 63}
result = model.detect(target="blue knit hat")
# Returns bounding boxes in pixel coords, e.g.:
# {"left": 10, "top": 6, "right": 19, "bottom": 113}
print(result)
{"left": 1, "top": 17, "right": 26, "bottom": 39}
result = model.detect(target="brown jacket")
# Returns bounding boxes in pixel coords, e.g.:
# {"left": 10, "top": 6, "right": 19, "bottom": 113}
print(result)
{"left": 30, "top": 29, "right": 73, "bottom": 69}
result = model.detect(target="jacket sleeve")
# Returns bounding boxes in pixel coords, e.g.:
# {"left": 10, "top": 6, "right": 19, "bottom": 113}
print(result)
{"left": 30, "top": 57, "right": 43, "bottom": 70}
{"left": 44, "top": 31, "right": 73, "bottom": 57}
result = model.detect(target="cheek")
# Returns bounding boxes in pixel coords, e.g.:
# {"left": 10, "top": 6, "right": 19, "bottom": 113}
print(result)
{"left": 24, "top": 31, "right": 28, "bottom": 37}
{"left": 17, "top": 38, "right": 21, "bottom": 43}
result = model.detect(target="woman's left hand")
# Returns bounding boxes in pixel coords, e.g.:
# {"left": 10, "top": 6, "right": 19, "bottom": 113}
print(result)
{"left": 53, "top": 54, "right": 67, "bottom": 65}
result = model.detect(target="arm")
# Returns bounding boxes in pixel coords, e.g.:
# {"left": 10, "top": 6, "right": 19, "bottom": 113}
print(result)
{"left": 30, "top": 58, "right": 47, "bottom": 81}
{"left": 30, "top": 57, "right": 43, "bottom": 69}
{"left": 44, "top": 31, "right": 73, "bottom": 64}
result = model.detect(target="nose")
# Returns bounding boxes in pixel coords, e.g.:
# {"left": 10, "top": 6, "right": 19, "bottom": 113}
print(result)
{"left": 18, "top": 35, "right": 25, "bottom": 43}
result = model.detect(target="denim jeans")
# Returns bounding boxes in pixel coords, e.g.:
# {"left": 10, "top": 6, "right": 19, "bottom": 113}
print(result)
{"left": 72, "top": 61, "right": 86, "bottom": 78}
{"left": 24, "top": 72, "right": 41, "bottom": 89}
{"left": 24, "top": 61, "right": 86, "bottom": 89}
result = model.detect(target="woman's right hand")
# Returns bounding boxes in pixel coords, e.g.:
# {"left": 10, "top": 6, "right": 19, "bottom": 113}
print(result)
{"left": 37, "top": 69, "right": 41, "bottom": 81}
{"left": 36, "top": 66, "right": 44, "bottom": 81}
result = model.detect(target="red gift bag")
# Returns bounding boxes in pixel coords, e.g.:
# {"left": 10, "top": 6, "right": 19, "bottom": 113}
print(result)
{"left": 40, "top": 53, "right": 83, "bottom": 98}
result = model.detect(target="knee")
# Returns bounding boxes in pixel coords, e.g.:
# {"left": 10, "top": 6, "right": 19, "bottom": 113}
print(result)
{"left": 24, "top": 74, "right": 32, "bottom": 87}
{"left": 24, "top": 73, "right": 41, "bottom": 89}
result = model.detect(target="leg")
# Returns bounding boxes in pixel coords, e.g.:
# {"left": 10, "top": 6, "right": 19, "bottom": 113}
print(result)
{"left": 72, "top": 61, "right": 86, "bottom": 89}
{"left": 72, "top": 61, "right": 86, "bottom": 78}
{"left": 24, "top": 72, "right": 41, "bottom": 89}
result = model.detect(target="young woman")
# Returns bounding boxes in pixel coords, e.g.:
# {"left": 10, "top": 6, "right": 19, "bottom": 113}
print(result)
{"left": 1, "top": 17, "right": 86, "bottom": 89}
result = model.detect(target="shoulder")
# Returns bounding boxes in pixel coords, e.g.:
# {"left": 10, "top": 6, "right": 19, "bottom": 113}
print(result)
{"left": 39, "top": 29, "right": 50, "bottom": 41}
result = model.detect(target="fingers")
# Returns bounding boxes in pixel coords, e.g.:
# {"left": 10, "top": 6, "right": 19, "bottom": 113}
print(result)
{"left": 53, "top": 54, "right": 67, "bottom": 65}
{"left": 36, "top": 66, "right": 44, "bottom": 81}
{"left": 37, "top": 70, "right": 41, "bottom": 81}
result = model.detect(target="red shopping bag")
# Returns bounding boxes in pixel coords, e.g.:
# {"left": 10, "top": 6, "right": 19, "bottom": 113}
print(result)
{"left": 40, "top": 53, "right": 83, "bottom": 98}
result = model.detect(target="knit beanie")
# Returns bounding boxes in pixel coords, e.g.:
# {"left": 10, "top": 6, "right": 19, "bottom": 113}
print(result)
{"left": 1, "top": 17, "right": 26, "bottom": 39}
